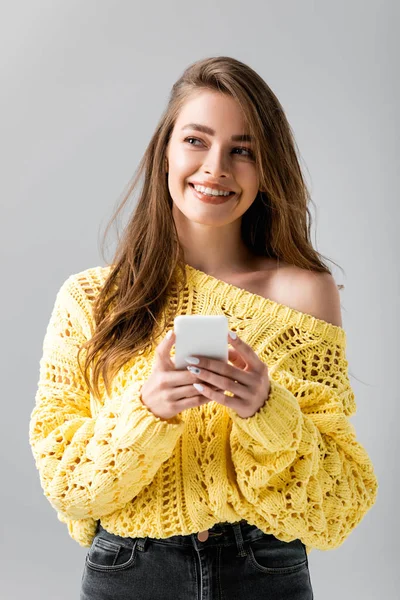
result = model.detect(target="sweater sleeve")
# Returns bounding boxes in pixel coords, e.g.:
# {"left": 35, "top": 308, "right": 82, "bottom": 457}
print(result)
{"left": 226, "top": 331, "right": 378, "bottom": 551}
{"left": 29, "top": 274, "right": 185, "bottom": 521}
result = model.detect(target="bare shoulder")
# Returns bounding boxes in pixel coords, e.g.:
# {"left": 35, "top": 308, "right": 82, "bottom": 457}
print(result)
{"left": 268, "top": 263, "right": 343, "bottom": 327}
{"left": 283, "top": 266, "right": 343, "bottom": 327}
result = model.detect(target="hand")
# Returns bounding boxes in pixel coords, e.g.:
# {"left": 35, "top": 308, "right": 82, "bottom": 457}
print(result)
{"left": 140, "top": 330, "right": 211, "bottom": 421}
{"left": 185, "top": 331, "right": 271, "bottom": 418}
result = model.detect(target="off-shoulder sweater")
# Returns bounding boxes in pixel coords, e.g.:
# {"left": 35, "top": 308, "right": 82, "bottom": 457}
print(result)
{"left": 28, "top": 264, "right": 378, "bottom": 555}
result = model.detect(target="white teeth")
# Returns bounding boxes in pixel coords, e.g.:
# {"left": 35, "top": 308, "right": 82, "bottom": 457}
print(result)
{"left": 192, "top": 184, "right": 232, "bottom": 197}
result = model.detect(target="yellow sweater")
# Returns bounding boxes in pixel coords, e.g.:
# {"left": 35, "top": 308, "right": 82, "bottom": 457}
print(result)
{"left": 29, "top": 264, "right": 378, "bottom": 556}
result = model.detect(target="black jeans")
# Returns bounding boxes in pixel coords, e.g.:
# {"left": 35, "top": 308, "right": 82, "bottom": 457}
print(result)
{"left": 80, "top": 519, "right": 314, "bottom": 599}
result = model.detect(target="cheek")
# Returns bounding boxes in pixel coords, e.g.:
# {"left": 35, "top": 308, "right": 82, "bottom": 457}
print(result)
{"left": 235, "top": 163, "right": 258, "bottom": 185}
{"left": 171, "top": 147, "right": 198, "bottom": 172}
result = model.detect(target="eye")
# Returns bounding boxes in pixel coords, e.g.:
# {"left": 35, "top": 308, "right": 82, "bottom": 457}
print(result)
{"left": 184, "top": 137, "right": 203, "bottom": 147}
{"left": 232, "top": 147, "right": 254, "bottom": 158}
{"left": 183, "top": 137, "right": 254, "bottom": 159}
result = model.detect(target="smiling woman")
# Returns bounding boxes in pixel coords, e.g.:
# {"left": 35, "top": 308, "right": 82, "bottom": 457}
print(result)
{"left": 166, "top": 92, "right": 260, "bottom": 236}
{"left": 29, "top": 55, "right": 377, "bottom": 600}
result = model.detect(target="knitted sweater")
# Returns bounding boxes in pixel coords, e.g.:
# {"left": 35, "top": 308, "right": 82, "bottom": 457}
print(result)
{"left": 29, "top": 264, "right": 378, "bottom": 555}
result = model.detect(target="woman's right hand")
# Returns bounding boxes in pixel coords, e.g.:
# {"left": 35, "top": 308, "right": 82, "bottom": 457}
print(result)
{"left": 140, "top": 330, "right": 210, "bottom": 420}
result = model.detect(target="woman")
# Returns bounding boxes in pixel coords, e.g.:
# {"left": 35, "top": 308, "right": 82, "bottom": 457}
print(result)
{"left": 29, "top": 56, "right": 378, "bottom": 600}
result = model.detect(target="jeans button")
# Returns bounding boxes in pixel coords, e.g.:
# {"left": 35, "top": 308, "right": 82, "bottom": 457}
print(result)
{"left": 197, "top": 530, "right": 209, "bottom": 542}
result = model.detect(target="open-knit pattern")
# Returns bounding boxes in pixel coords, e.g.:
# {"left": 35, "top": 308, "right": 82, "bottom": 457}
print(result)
{"left": 29, "top": 264, "right": 378, "bottom": 555}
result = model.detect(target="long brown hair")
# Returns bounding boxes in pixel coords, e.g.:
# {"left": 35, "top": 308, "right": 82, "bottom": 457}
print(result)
{"left": 77, "top": 55, "right": 345, "bottom": 401}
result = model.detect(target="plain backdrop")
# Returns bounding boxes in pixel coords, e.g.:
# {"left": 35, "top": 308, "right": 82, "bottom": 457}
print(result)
{"left": 1, "top": 1, "right": 397, "bottom": 598}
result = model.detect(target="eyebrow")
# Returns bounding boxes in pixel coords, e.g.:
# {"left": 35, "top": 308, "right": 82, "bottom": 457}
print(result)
{"left": 181, "top": 123, "right": 253, "bottom": 142}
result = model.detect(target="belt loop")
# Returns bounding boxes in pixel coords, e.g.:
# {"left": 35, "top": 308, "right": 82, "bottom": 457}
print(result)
{"left": 231, "top": 522, "right": 247, "bottom": 558}
{"left": 136, "top": 536, "right": 148, "bottom": 552}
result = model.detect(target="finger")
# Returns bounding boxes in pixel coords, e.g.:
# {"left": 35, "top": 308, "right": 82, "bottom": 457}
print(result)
{"left": 187, "top": 366, "right": 251, "bottom": 401}
{"left": 228, "top": 348, "right": 247, "bottom": 370}
{"left": 190, "top": 382, "right": 245, "bottom": 410}
{"left": 202, "top": 385, "right": 256, "bottom": 416}
{"left": 155, "top": 329, "right": 176, "bottom": 368}
{"left": 191, "top": 355, "right": 253, "bottom": 387}
{"left": 163, "top": 368, "right": 218, "bottom": 398}
{"left": 228, "top": 331, "right": 264, "bottom": 373}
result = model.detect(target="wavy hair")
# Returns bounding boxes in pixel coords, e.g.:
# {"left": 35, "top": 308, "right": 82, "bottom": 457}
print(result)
{"left": 77, "top": 55, "right": 345, "bottom": 400}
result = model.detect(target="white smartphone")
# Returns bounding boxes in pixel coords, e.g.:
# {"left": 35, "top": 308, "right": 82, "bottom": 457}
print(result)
{"left": 173, "top": 315, "right": 229, "bottom": 370}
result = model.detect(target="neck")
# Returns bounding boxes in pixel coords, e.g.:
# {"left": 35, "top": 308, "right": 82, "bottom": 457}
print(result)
{"left": 173, "top": 208, "right": 257, "bottom": 276}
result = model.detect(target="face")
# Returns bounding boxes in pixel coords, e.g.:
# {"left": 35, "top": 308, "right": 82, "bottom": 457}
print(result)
{"left": 165, "top": 90, "right": 260, "bottom": 227}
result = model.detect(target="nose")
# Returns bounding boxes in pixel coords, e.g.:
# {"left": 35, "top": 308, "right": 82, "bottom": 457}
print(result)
{"left": 203, "top": 146, "right": 231, "bottom": 179}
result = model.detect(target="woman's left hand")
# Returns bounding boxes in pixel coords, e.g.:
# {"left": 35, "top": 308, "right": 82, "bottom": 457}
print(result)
{"left": 185, "top": 331, "right": 271, "bottom": 418}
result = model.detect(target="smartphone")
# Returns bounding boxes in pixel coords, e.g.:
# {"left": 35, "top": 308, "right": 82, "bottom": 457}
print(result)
{"left": 173, "top": 315, "right": 229, "bottom": 370}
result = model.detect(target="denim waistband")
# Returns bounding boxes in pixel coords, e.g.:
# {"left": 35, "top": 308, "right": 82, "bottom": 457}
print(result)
{"left": 96, "top": 519, "right": 268, "bottom": 555}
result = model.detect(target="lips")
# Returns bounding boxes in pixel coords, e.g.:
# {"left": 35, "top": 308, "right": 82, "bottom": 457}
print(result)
{"left": 189, "top": 183, "right": 236, "bottom": 204}
{"left": 189, "top": 183, "right": 235, "bottom": 196}
{"left": 189, "top": 181, "right": 235, "bottom": 194}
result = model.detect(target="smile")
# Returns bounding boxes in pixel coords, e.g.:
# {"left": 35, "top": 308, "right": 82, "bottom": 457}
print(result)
{"left": 188, "top": 183, "right": 237, "bottom": 205}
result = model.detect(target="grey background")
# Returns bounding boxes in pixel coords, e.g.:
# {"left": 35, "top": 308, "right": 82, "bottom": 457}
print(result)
{"left": 1, "top": 1, "right": 397, "bottom": 598}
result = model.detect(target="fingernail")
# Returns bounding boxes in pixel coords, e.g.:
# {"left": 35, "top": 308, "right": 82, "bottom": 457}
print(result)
{"left": 229, "top": 330, "right": 237, "bottom": 339}
{"left": 193, "top": 383, "right": 204, "bottom": 392}
{"left": 185, "top": 356, "right": 200, "bottom": 364}
{"left": 166, "top": 330, "right": 173, "bottom": 339}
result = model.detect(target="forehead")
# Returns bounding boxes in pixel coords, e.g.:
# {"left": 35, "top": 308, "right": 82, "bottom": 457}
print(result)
{"left": 174, "top": 90, "right": 250, "bottom": 136}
